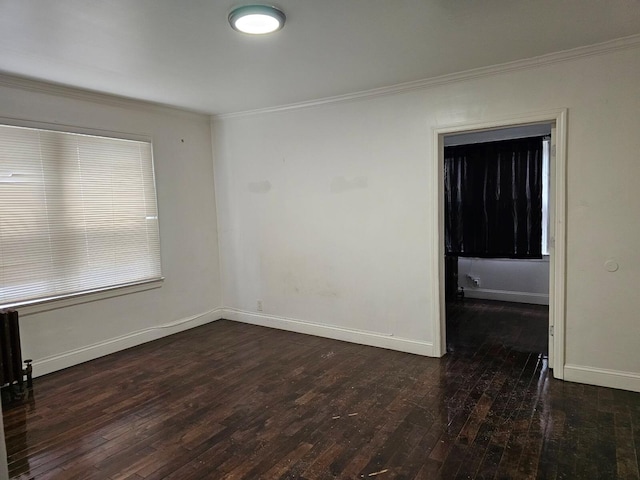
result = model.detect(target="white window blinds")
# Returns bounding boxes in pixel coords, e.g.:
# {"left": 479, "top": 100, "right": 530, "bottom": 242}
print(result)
{"left": 0, "top": 124, "right": 162, "bottom": 308}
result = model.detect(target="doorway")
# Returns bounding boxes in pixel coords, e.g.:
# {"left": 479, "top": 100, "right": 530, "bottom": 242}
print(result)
{"left": 445, "top": 125, "right": 550, "bottom": 356}
{"left": 430, "top": 110, "right": 567, "bottom": 379}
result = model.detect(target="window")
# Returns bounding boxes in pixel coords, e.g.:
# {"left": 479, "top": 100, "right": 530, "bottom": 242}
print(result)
{"left": 444, "top": 136, "right": 544, "bottom": 258}
{"left": 0, "top": 124, "right": 162, "bottom": 308}
{"left": 541, "top": 137, "right": 550, "bottom": 255}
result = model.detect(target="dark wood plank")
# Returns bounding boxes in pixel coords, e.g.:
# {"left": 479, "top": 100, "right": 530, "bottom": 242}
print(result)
{"left": 2, "top": 301, "right": 639, "bottom": 479}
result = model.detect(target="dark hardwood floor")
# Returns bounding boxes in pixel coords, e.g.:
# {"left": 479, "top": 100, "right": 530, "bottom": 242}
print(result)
{"left": 446, "top": 299, "right": 549, "bottom": 355}
{"left": 3, "top": 303, "right": 640, "bottom": 479}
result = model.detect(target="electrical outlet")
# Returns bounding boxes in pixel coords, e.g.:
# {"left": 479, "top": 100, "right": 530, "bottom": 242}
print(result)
{"left": 257, "top": 300, "right": 263, "bottom": 312}
{"left": 467, "top": 274, "right": 480, "bottom": 287}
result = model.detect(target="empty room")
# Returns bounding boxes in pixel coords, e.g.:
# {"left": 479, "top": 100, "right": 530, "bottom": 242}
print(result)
{"left": 0, "top": 2, "right": 639, "bottom": 479}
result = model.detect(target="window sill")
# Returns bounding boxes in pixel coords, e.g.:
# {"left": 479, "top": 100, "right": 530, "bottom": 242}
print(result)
{"left": 463, "top": 256, "right": 550, "bottom": 263}
{"left": 5, "top": 279, "right": 164, "bottom": 317}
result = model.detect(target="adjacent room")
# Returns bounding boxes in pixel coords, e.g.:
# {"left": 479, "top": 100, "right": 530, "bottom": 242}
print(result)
{"left": 443, "top": 125, "right": 552, "bottom": 356}
{"left": 0, "top": 1, "right": 639, "bottom": 478}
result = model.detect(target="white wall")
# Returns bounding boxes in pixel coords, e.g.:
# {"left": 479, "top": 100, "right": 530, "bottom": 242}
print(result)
{"left": 0, "top": 79, "right": 223, "bottom": 376}
{"left": 213, "top": 97, "right": 434, "bottom": 354}
{"left": 457, "top": 257, "right": 549, "bottom": 305}
{"left": 213, "top": 43, "right": 640, "bottom": 391}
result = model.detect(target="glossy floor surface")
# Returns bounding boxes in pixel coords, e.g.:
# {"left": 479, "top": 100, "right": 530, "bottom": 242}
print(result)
{"left": 3, "top": 300, "right": 640, "bottom": 479}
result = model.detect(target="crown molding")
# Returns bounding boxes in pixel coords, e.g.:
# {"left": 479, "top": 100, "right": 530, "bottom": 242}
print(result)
{"left": 2, "top": 34, "right": 639, "bottom": 122}
{"left": 0, "top": 72, "right": 210, "bottom": 121}
{"left": 214, "top": 33, "right": 640, "bottom": 121}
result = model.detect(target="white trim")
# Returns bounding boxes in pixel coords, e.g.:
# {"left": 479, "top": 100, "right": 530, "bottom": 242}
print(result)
{"left": 215, "top": 34, "right": 640, "bottom": 120}
{"left": 31, "top": 308, "right": 223, "bottom": 377}
{"left": 0, "top": 73, "right": 210, "bottom": 120}
{"left": 431, "top": 109, "right": 567, "bottom": 379}
{"left": 551, "top": 111, "right": 567, "bottom": 378}
{"left": 0, "top": 412, "right": 7, "bottom": 480}
{"left": 224, "top": 308, "right": 434, "bottom": 356}
{"left": 463, "top": 288, "right": 549, "bottom": 305}
{"left": 0, "top": 115, "right": 154, "bottom": 144}
{"left": 7, "top": 279, "right": 164, "bottom": 316}
{"left": 564, "top": 364, "right": 640, "bottom": 393}
{"left": 431, "top": 133, "right": 446, "bottom": 358}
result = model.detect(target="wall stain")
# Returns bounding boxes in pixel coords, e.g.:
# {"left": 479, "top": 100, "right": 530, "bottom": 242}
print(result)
{"left": 331, "top": 176, "right": 368, "bottom": 193}
{"left": 248, "top": 180, "right": 272, "bottom": 194}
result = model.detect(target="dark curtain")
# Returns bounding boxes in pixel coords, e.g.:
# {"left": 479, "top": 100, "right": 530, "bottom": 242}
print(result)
{"left": 444, "top": 136, "right": 543, "bottom": 259}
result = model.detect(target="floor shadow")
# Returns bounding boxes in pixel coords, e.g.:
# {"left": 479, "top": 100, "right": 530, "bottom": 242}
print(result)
{"left": 446, "top": 298, "right": 549, "bottom": 355}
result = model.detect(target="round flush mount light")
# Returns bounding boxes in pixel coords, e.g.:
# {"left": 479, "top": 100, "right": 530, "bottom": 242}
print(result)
{"left": 229, "top": 5, "right": 286, "bottom": 35}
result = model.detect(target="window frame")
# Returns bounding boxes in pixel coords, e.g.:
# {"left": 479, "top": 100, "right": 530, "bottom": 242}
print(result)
{"left": 0, "top": 116, "right": 164, "bottom": 314}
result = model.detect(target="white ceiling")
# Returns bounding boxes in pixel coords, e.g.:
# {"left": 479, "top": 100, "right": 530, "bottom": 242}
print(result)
{"left": 1, "top": 1, "right": 639, "bottom": 115}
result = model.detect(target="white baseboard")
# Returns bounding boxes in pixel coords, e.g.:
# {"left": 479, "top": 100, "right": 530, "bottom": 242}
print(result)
{"left": 223, "top": 308, "right": 434, "bottom": 356}
{"left": 32, "top": 308, "right": 224, "bottom": 377}
{"left": 564, "top": 364, "right": 640, "bottom": 392}
{"left": 463, "top": 288, "right": 549, "bottom": 305}
{"left": 30, "top": 306, "right": 640, "bottom": 394}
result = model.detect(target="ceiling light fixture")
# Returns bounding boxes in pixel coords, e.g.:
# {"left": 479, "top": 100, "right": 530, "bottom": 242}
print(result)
{"left": 228, "top": 5, "right": 286, "bottom": 35}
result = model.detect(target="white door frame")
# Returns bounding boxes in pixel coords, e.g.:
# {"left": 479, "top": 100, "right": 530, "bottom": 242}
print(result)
{"left": 430, "top": 109, "right": 567, "bottom": 379}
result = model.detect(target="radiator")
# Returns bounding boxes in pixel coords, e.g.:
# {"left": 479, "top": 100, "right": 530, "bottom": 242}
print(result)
{"left": 0, "top": 310, "right": 33, "bottom": 399}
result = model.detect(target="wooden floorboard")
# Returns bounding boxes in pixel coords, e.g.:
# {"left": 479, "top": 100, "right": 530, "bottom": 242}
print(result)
{"left": 3, "top": 300, "right": 640, "bottom": 479}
